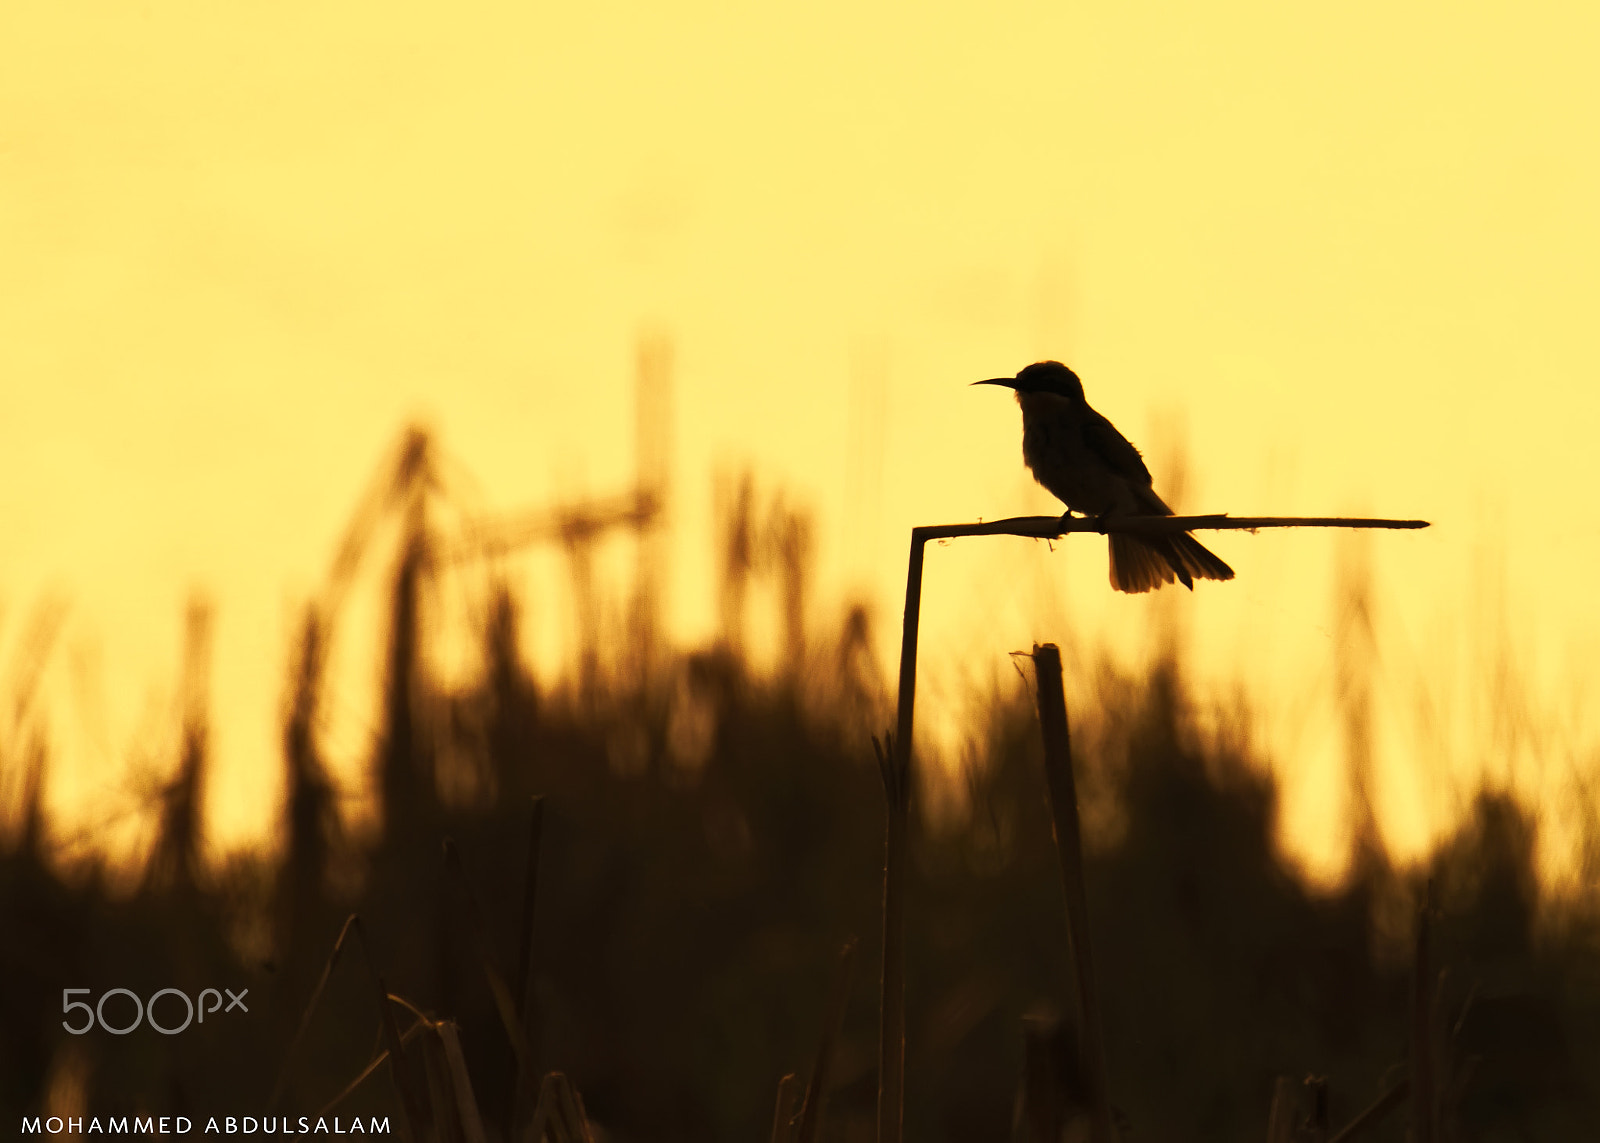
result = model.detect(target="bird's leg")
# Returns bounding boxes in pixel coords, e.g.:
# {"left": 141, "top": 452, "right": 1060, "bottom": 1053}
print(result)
{"left": 1057, "top": 507, "right": 1124, "bottom": 535}
{"left": 1093, "top": 503, "right": 1136, "bottom": 534}
{"left": 1056, "top": 507, "right": 1118, "bottom": 533}
{"left": 1094, "top": 509, "right": 1134, "bottom": 534}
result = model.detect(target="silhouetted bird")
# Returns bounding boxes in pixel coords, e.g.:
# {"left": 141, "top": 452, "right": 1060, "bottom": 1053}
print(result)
{"left": 976, "top": 361, "right": 1235, "bottom": 593}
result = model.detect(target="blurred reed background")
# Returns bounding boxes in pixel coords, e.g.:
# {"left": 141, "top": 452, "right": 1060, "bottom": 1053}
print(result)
{"left": 7, "top": 3, "right": 1600, "bottom": 1138}
{"left": 1, "top": 348, "right": 1596, "bottom": 1142}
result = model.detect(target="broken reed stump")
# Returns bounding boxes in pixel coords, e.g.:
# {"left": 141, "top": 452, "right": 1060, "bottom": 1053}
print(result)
{"left": 881, "top": 512, "right": 1428, "bottom": 1143}
{"left": 1031, "top": 645, "right": 1116, "bottom": 1143}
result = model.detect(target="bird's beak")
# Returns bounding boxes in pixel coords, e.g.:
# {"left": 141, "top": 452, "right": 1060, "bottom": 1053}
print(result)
{"left": 972, "top": 377, "right": 1018, "bottom": 389}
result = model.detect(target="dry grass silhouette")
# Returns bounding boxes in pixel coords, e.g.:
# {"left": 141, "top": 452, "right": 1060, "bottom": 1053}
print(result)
{"left": 1, "top": 425, "right": 1596, "bottom": 1142}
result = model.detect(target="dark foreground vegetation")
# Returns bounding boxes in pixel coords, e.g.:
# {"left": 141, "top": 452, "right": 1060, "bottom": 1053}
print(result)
{"left": 2, "top": 430, "right": 1597, "bottom": 1142}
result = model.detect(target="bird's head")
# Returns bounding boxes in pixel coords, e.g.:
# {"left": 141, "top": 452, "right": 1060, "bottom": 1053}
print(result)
{"left": 973, "top": 361, "right": 1085, "bottom": 402}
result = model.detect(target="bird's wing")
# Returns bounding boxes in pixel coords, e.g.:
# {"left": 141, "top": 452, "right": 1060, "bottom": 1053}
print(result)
{"left": 1080, "top": 407, "right": 1153, "bottom": 486}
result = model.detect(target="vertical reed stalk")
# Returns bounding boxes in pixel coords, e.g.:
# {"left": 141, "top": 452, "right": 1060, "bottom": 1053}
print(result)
{"left": 877, "top": 531, "right": 926, "bottom": 1143}
{"left": 1030, "top": 644, "right": 1115, "bottom": 1143}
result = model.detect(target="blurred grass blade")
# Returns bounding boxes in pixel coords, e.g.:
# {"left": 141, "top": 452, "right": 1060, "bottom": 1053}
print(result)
{"left": 526, "top": 1073, "right": 554, "bottom": 1143}
{"left": 345, "top": 914, "right": 428, "bottom": 1143}
{"left": 508, "top": 796, "right": 547, "bottom": 1142}
{"left": 437, "top": 1021, "right": 489, "bottom": 1143}
{"left": 420, "top": 1024, "right": 457, "bottom": 1143}
{"left": 768, "top": 1073, "right": 799, "bottom": 1143}
{"left": 515, "top": 796, "right": 547, "bottom": 1016}
{"left": 873, "top": 727, "right": 909, "bottom": 1143}
{"left": 1411, "top": 880, "right": 1437, "bottom": 1143}
{"left": 443, "top": 838, "right": 540, "bottom": 1087}
{"left": 280, "top": 914, "right": 428, "bottom": 1143}
{"left": 527, "top": 1072, "right": 594, "bottom": 1143}
{"left": 316, "top": 1017, "right": 428, "bottom": 1120}
{"left": 1327, "top": 1073, "right": 1408, "bottom": 1143}
{"left": 372, "top": 977, "right": 429, "bottom": 1143}
{"left": 795, "top": 938, "right": 858, "bottom": 1143}
{"left": 268, "top": 913, "right": 360, "bottom": 1111}
{"left": 559, "top": 1077, "right": 596, "bottom": 1143}
{"left": 1031, "top": 644, "right": 1115, "bottom": 1143}
{"left": 1265, "top": 1075, "right": 1297, "bottom": 1143}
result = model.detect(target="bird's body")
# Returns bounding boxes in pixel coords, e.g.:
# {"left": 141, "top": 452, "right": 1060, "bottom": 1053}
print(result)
{"left": 978, "top": 361, "right": 1235, "bottom": 593}
{"left": 1016, "top": 388, "right": 1162, "bottom": 518}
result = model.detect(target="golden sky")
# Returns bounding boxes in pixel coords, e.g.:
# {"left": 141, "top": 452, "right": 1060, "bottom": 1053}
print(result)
{"left": 3, "top": 1, "right": 1598, "bottom": 891}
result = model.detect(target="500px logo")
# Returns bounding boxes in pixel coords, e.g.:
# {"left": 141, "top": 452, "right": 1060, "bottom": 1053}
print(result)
{"left": 62, "top": 987, "right": 248, "bottom": 1035}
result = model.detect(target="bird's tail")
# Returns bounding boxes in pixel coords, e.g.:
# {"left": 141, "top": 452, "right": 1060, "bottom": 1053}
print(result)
{"left": 1108, "top": 531, "right": 1234, "bottom": 594}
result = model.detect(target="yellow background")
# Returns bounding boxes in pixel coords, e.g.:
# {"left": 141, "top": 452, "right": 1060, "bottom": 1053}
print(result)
{"left": 3, "top": 2, "right": 1597, "bottom": 892}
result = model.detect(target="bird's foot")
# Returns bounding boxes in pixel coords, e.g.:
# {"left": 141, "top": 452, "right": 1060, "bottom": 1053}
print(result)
{"left": 1093, "top": 510, "right": 1115, "bottom": 534}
